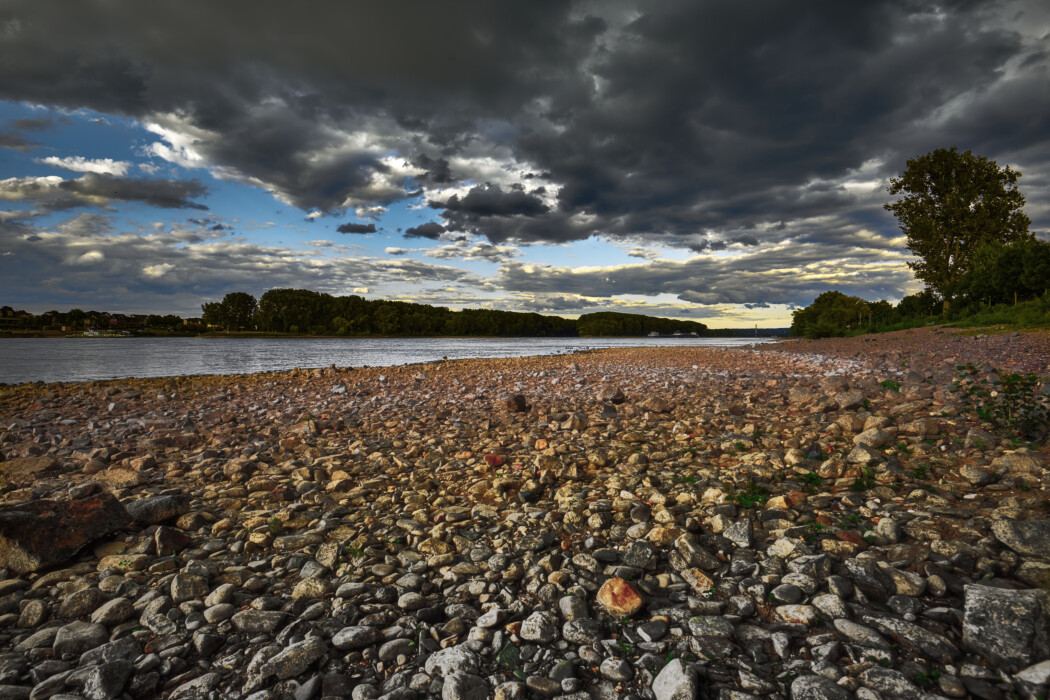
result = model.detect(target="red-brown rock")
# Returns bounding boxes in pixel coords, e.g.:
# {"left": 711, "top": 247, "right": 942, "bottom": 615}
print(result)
{"left": 0, "top": 492, "right": 131, "bottom": 573}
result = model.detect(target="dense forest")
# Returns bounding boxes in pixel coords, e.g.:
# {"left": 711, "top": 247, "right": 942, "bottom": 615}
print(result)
{"left": 200, "top": 288, "right": 709, "bottom": 337}
{"left": 576, "top": 312, "right": 708, "bottom": 337}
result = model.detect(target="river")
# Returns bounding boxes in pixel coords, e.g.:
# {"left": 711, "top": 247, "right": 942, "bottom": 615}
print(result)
{"left": 0, "top": 336, "right": 776, "bottom": 384}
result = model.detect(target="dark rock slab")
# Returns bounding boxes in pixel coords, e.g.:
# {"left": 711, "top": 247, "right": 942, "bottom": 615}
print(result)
{"left": 0, "top": 493, "right": 131, "bottom": 573}
{"left": 124, "top": 494, "right": 190, "bottom": 525}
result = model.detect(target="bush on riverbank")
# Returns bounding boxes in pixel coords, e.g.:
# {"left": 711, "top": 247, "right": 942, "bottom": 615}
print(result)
{"left": 792, "top": 290, "right": 1050, "bottom": 338}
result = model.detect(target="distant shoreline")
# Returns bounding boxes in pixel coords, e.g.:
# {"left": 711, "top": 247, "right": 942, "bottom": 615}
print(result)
{"left": 0, "top": 329, "right": 789, "bottom": 340}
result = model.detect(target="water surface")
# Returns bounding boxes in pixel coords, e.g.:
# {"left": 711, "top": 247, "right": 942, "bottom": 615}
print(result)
{"left": 0, "top": 336, "right": 774, "bottom": 384}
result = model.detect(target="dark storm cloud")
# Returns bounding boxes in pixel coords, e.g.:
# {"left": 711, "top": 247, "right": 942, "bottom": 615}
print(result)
{"left": 12, "top": 116, "right": 63, "bottom": 131}
{"left": 0, "top": 132, "right": 39, "bottom": 151}
{"left": 0, "top": 174, "right": 208, "bottom": 210}
{"left": 412, "top": 154, "right": 454, "bottom": 185}
{"left": 0, "top": 0, "right": 1046, "bottom": 257}
{"left": 403, "top": 222, "right": 446, "bottom": 240}
{"left": 496, "top": 234, "right": 917, "bottom": 306}
{"left": 336, "top": 222, "right": 377, "bottom": 234}
{"left": 62, "top": 174, "right": 208, "bottom": 209}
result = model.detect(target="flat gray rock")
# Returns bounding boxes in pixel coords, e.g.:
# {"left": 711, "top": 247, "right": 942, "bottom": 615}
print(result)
{"left": 963, "top": 584, "right": 1048, "bottom": 667}
{"left": 992, "top": 520, "right": 1050, "bottom": 561}
{"left": 652, "top": 658, "right": 700, "bottom": 700}
{"left": 790, "top": 675, "right": 852, "bottom": 700}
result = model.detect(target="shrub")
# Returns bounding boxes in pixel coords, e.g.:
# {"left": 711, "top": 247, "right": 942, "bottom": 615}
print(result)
{"left": 954, "top": 363, "right": 1049, "bottom": 441}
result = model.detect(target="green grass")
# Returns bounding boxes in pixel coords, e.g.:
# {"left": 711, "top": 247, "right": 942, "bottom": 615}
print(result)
{"left": 731, "top": 479, "right": 770, "bottom": 508}
{"left": 849, "top": 467, "right": 876, "bottom": 492}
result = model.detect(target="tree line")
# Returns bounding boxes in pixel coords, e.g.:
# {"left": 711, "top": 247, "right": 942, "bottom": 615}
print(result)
{"left": 201, "top": 289, "right": 708, "bottom": 337}
{"left": 792, "top": 147, "right": 1050, "bottom": 338}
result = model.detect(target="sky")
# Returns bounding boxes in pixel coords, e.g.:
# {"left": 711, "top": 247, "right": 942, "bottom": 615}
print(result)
{"left": 1, "top": 1, "right": 1049, "bottom": 328}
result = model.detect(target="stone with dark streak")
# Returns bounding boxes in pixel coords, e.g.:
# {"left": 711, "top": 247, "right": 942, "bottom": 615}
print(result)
{"left": 0, "top": 492, "right": 130, "bottom": 573}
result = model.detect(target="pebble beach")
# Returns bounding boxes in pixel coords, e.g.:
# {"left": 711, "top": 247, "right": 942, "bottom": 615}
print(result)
{"left": 1, "top": 327, "right": 1049, "bottom": 700}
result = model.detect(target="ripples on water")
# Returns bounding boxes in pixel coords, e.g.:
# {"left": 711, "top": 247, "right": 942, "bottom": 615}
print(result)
{"left": 0, "top": 336, "right": 775, "bottom": 384}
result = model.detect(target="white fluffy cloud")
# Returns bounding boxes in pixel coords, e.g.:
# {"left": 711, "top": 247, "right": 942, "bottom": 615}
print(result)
{"left": 38, "top": 156, "right": 130, "bottom": 176}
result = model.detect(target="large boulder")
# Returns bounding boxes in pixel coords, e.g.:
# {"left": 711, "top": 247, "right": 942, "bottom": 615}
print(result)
{"left": 0, "top": 493, "right": 130, "bottom": 573}
{"left": 962, "top": 584, "right": 1049, "bottom": 667}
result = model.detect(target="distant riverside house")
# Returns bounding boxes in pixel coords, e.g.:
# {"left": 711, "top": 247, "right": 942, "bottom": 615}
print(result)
{"left": 107, "top": 314, "right": 147, "bottom": 329}
{"left": 0, "top": 306, "right": 32, "bottom": 329}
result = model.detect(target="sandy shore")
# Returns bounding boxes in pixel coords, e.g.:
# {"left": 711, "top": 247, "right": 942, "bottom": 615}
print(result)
{"left": 0, "top": 327, "right": 1047, "bottom": 699}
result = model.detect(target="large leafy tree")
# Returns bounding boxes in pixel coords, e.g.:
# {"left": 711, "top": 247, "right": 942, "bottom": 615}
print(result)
{"left": 885, "top": 147, "right": 1031, "bottom": 306}
{"left": 221, "top": 292, "right": 257, "bottom": 330}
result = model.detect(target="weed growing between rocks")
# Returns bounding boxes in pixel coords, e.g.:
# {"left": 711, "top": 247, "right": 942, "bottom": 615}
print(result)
{"left": 953, "top": 363, "right": 1050, "bottom": 442}
{"left": 730, "top": 479, "right": 770, "bottom": 508}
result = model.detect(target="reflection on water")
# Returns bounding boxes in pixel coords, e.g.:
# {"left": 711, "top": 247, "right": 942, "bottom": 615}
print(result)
{"left": 0, "top": 336, "right": 774, "bottom": 384}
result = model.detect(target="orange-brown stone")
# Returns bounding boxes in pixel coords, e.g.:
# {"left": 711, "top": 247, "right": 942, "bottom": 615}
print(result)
{"left": 597, "top": 577, "right": 644, "bottom": 617}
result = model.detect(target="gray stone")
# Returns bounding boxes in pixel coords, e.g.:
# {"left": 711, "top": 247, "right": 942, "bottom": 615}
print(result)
{"left": 232, "top": 609, "right": 289, "bottom": 635}
{"left": 424, "top": 646, "right": 480, "bottom": 678}
{"left": 832, "top": 619, "right": 890, "bottom": 650}
{"left": 124, "top": 495, "right": 190, "bottom": 525}
{"left": 687, "top": 616, "right": 734, "bottom": 638}
{"left": 1016, "top": 659, "right": 1050, "bottom": 685}
{"left": 859, "top": 667, "right": 923, "bottom": 699}
{"left": 79, "top": 659, "right": 133, "bottom": 700}
{"left": 520, "top": 611, "right": 558, "bottom": 643}
{"left": 621, "top": 541, "right": 656, "bottom": 569}
{"left": 963, "top": 584, "right": 1048, "bottom": 667}
{"left": 562, "top": 619, "right": 604, "bottom": 645}
{"left": 78, "top": 635, "right": 142, "bottom": 666}
{"left": 14, "top": 627, "right": 58, "bottom": 652}
{"left": 333, "top": 626, "right": 379, "bottom": 650}
{"left": 170, "top": 573, "right": 208, "bottom": 603}
{"left": 476, "top": 608, "right": 504, "bottom": 628}
{"left": 599, "top": 658, "right": 633, "bottom": 682}
{"left": 59, "top": 587, "right": 104, "bottom": 619}
{"left": 652, "top": 658, "right": 700, "bottom": 700}
{"left": 442, "top": 672, "right": 489, "bottom": 700}
{"left": 848, "top": 444, "right": 884, "bottom": 465}
{"left": 790, "top": 675, "right": 852, "bottom": 700}
{"left": 992, "top": 520, "right": 1050, "bottom": 561}
{"left": 268, "top": 637, "right": 327, "bottom": 679}
{"left": 723, "top": 518, "right": 753, "bottom": 549}
{"left": 959, "top": 465, "right": 994, "bottom": 486}
{"left": 861, "top": 614, "right": 959, "bottom": 662}
{"left": 558, "top": 595, "right": 588, "bottom": 621}
{"left": 377, "top": 638, "right": 415, "bottom": 662}
{"left": 203, "top": 603, "right": 236, "bottom": 623}
{"left": 787, "top": 554, "right": 831, "bottom": 579}
{"left": 169, "top": 672, "right": 221, "bottom": 699}
{"left": 90, "top": 597, "right": 134, "bottom": 626}
{"left": 853, "top": 429, "right": 893, "bottom": 448}
{"left": 53, "top": 621, "right": 108, "bottom": 657}
{"left": 811, "top": 594, "right": 850, "bottom": 620}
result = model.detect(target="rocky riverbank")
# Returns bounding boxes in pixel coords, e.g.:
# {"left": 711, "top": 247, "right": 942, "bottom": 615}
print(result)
{"left": 0, "top": 328, "right": 1048, "bottom": 700}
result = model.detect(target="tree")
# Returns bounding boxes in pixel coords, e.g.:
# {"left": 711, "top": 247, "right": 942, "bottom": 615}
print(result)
{"left": 790, "top": 291, "right": 869, "bottom": 338}
{"left": 885, "top": 147, "right": 1031, "bottom": 307}
{"left": 221, "top": 292, "right": 257, "bottom": 330}
{"left": 201, "top": 301, "right": 224, "bottom": 328}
